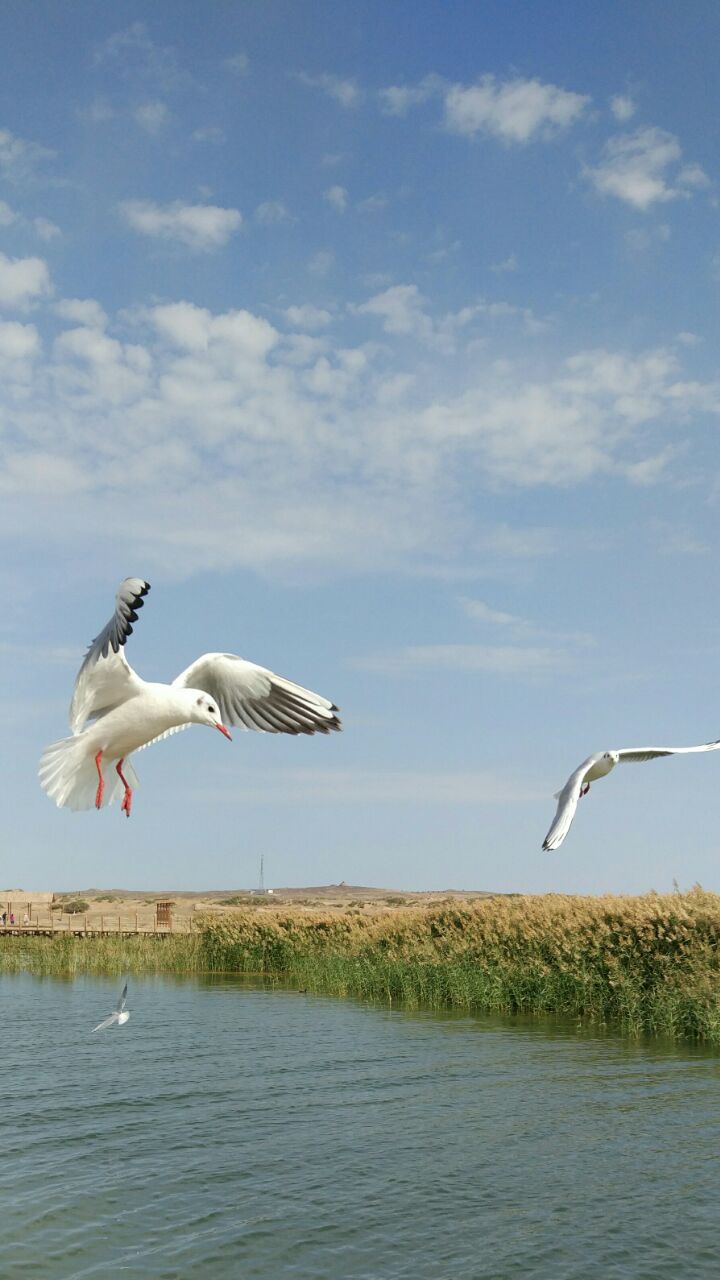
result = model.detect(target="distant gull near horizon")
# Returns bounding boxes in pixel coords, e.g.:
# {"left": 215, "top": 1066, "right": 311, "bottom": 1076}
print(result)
{"left": 542, "top": 741, "right": 720, "bottom": 851}
{"left": 40, "top": 578, "right": 341, "bottom": 816}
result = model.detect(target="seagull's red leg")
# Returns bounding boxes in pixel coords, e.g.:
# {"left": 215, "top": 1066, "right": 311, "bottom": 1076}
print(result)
{"left": 116, "top": 759, "right": 133, "bottom": 818}
{"left": 580, "top": 782, "right": 590, "bottom": 798}
{"left": 94, "top": 751, "right": 105, "bottom": 809}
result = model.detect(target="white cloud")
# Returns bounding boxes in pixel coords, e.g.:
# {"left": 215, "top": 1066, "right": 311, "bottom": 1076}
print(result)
{"left": 0, "top": 253, "right": 51, "bottom": 309}
{"left": 0, "top": 319, "right": 40, "bottom": 360}
{"left": 133, "top": 100, "right": 169, "bottom": 133}
{"left": 444, "top": 75, "right": 589, "bottom": 143}
{"left": 356, "top": 284, "right": 433, "bottom": 339}
{"left": 255, "top": 200, "right": 293, "bottom": 225}
{"left": 586, "top": 127, "right": 708, "bottom": 210}
{"left": 610, "top": 94, "right": 635, "bottom": 121}
{"left": 94, "top": 22, "right": 192, "bottom": 92}
{"left": 33, "top": 216, "right": 61, "bottom": 241}
{"left": 324, "top": 185, "right": 348, "bottom": 213}
{"left": 379, "top": 75, "right": 442, "bottom": 116}
{"left": 297, "top": 72, "right": 362, "bottom": 108}
{"left": 460, "top": 599, "right": 520, "bottom": 626}
{"left": 119, "top": 199, "right": 242, "bottom": 250}
{"left": 284, "top": 304, "right": 332, "bottom": 331}
{"left": 0, "top": 200, "right": 16, "bottom": 226}
{"left": 54, "top": 298, "right": 108, "bottom": 328}
{"left": 0, "top": 127, "right": 55, "bottom": 184}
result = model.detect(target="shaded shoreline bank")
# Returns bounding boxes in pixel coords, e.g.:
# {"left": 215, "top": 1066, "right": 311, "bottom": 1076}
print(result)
{"left": 3, "top": 890, "right": 720, "bottom": 1043}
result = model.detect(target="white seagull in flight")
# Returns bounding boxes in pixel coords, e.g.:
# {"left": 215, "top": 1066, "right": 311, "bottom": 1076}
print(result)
{"left": 92, "top": 981, "right": 130, "bottom": 1033}
{"left": 542, "top": 740, "right": 720, "bottom": 851}
{"left": 40, "top": 578, "right": 341, "bottom": 816}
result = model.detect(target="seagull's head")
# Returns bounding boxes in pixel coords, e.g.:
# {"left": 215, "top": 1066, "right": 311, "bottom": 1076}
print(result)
{"left": 604, "top": 751, "right": 620, "bottom": 766}
{"left": 191, "top": 692, "right": 232, "bottom": 740}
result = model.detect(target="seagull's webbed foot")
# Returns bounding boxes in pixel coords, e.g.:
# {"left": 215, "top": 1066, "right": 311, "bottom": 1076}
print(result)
{"left": 580, "top": 782, "right": 591, "bottom": 798}
{"left": 94, "top": 751, "right": 105, "bottom": 809}
{"left": 116, "top": 759, "right": 133, "bottom": 819}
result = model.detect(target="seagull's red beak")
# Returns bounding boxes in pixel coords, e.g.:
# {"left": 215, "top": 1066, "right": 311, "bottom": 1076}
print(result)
{"left": 216, "top": 723, "right": 232, "bottom": 741}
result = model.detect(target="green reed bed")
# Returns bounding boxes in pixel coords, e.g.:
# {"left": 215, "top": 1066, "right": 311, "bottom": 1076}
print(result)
{"left": 0, "top": 932, "right": 203, "bottom": 976}
{"left": 199, "top": 889, "right": 720, "bottom": 1042}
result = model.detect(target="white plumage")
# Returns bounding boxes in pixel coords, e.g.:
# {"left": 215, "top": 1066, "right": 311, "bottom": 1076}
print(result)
{"left": 542, "top": 741, "right": 720, "bottom": 851}
{"left": 40, "top": 578, "right": 341, "bottom": 816}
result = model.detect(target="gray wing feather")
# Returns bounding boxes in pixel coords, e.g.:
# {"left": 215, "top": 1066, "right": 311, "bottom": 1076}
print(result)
{"left": 116, "top": 982, "right": 128, "bottom": 1013}
{"left": 172, "top": 653, "right": 341, "bottom": 735}
{"left": 69, "top": 579, "right": 150, "bottom": 733}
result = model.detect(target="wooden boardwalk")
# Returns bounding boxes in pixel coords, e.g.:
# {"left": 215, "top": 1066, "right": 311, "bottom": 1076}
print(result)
{"left": 0, "top": 916, "right": 189, "bottom": 937}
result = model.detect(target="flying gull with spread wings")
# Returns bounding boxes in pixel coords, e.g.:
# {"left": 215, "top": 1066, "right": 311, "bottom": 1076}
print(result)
{"left": 92, "top": 981, "right": 130, "bottom": 1033}
{"left": 542, "top": 741, "right": 720, "bottom": 851}
{"left": 40, "top": 578, "right": 341, "bottom": 816}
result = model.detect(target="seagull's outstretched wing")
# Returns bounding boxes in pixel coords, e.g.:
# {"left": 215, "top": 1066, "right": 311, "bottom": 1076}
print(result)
{"left": 618, "top": 740, "right": 720, "bottom": 763}
{"left": 91, "top": 1012, "right": 119, "bottom": 1033}
{"left": 115, "top": 981, "right": 128, "bottom": 1014}
{"left": 172, "top": 653, "right": 341, "bottom": 735}
{"left": 542, "top": 755, "right": 599, "bottom": 852}
{"left": 70, "top": 579, "right": 150, "bottom": 734}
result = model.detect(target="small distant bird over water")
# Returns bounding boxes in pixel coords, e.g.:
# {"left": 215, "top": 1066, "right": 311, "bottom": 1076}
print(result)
{"left": 40, "top": 577, "right": 341, "bottom": 816}
{"left": 92, "top": 981, "right": 130, "bottom": 1033}
{"left": 543, "top": 740, "right": 720, "bottom": 851}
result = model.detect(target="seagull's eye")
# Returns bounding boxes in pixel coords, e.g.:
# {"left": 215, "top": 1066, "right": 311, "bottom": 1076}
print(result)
{"left": 209, "top": 706, "right": 216, "bottom": 715}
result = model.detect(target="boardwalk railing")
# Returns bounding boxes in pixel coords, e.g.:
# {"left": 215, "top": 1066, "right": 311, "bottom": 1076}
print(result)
{"left": 0, "top": 913, "right": 191, "bottom": 936}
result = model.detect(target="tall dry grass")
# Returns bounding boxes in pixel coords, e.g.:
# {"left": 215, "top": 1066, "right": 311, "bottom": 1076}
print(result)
{"left": 199, "top": 889, "right": 720, "bottom": 1040}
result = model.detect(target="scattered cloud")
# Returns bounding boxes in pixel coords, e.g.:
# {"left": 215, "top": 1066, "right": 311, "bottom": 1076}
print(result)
{"left": 296, "top": 71, "right": 362, "bottom": 108}
{"left": 324, "top": 184, "right": 348, "bottom": 213}
{"left": 197, "top": 765, "right": 531, "bottom": 805}
{"left": 255, "top": 200, "right": 293, "bottom": 225}
{"left": 284, "top": 304, "right": 333, "bottom": 331}
{"left": 491, "top": 253, "right": 518, "bottom": 274}
{"left": 610, "top": 94, "right": 635, "bottom": 122}
{"left": 93, "top": 21, "right": 193, "bottom": 93}
{"left": 192, "top": 126, "right": 226, "bottom": 145}
{"left": 54, "top": 298, "right": 108, "bottom": 328}
{"left": 0, "top": 253, "right": 52, "bottom": 309}
{"left": 33, "top": 216, "right": 61, "bottom": 241}
{"left": 444, "top": 75, "right": 589, "bottom": 143}
{"left": 357, "top": 192, "right": 389, "bottom": 214}
{"left": 119, "top": 199, "right": 242, "bottom": 250}
{"left": 379, "top": 74, "right": 442, "bottom": 116}
{"left": 0, "top": 126, "right": 55, "bottom": 185}
{"left": 625, "top": 224, "right": 671, "bottom": 254}
{"left": 133, "top": 100, "right": 170, "bottom": 134}
{"left": 352, "top": 643, "right": 567, "bottom": 676}
{"left": 586, "top": 127, "right": 708, "bottom": 210}
{"left": 307, "top": 249, "right": 335, "bottom": 275}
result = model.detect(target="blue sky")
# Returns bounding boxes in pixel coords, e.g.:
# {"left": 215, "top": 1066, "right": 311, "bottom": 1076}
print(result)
{"left": 2, "top": 1, "right": 720, "bottom": 893}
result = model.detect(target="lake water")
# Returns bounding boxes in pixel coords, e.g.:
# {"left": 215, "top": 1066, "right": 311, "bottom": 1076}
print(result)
{"left": 2, "top": 974, "right": 720, "bottom": 1279}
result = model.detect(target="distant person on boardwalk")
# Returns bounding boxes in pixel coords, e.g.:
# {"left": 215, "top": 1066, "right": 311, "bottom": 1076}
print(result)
{"left": 0, "top": 912, "right": 5, "bottom": 926}
{"left": 9, "top": 912, "right": 14, "bottom": 926}
{"left": 22, "top": 912, "right": 29, "bottom": 927}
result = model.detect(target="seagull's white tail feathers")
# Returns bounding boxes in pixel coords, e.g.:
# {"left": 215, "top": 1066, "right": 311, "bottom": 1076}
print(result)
{"left": 39, "top": 737, "right": 139, "bottom": 811}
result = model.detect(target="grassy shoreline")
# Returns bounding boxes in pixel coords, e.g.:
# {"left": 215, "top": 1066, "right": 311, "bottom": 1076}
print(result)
{"left": 4, "top": 890, "right": 720, "bottom": 1042}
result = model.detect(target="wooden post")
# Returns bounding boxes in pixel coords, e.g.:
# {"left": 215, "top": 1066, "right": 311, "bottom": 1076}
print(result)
{"left": 101, "top": 914, "right": 105, "bottom": 935}
{"left": 118, "top": 914, "right": 121, "bottom": 934}
{"left": 84, "top": 915, "right": 87, "bottom": 933}
{"left": 135, "top": 913, "right": 138, "bottom": 933}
